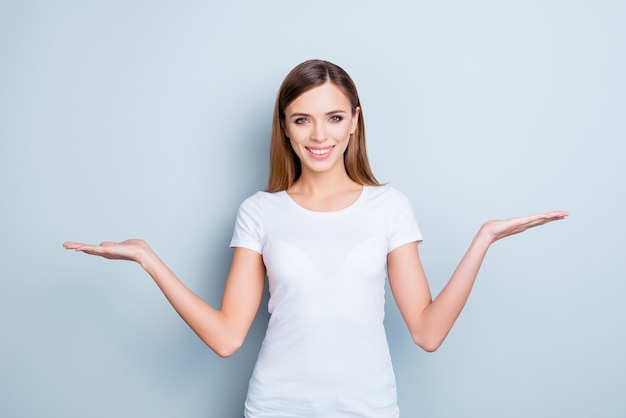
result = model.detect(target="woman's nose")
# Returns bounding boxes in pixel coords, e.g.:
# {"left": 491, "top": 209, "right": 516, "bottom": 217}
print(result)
{"left": 310, "top": 122, "right": 327, "bottom": 142}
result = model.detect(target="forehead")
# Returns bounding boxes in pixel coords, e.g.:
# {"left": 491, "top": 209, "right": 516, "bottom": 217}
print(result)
{"left": 285, "top": 83, "right": 351, "bottom": 114}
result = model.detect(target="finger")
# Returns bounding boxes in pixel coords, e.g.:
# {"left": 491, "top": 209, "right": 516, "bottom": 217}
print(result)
{"left": 547, "top": 210, "right": 569, "bottom": 219}
{"left": 64, "top": 243, "right": 94, "bottom": 252}
{"left": 63, "top": 242, "right": 93, "bottom": 249}
{"left": 74, "top": 244, "right": 104, "bottom": 254}
{"left": 540, "top": 210, "right": 568, "bottom": 219}
{"left": 514, "top": 211, "right": 568, "bottom": 225}
{"left": 538, "top": 212, "right": 569, "bottom": 223}
{"left": 520, "top": 212, "right": 568, "bottom": 229}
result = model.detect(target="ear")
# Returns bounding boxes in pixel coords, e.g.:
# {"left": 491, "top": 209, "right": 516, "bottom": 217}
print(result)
{"left": 350, "top": 106, "right": 361, "bottom": 134}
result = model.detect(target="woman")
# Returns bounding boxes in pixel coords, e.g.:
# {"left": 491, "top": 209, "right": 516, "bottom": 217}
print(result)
{"left": 64, "top": 59, "right": 567, "bottom": 417}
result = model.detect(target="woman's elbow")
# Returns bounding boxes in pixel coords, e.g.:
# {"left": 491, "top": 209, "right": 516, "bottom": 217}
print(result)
{"left": 199, "top": 329, "right": 245, "bottom": 358}
{"left": 212, "top": 338, "right": 244, "bottom": 358}
{"left": 412, "top": 333, "right": 444, "bottom": 353}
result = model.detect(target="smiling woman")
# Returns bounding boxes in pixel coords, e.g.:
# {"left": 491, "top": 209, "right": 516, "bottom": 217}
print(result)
{"left": 267, "top": 59, "right": 377, "bottom": 194}
{"left": 283, "top": 83, "right": 358, "bottom": 177}
{"left": 64, "top": 59, "right": 567, "bottom": 418}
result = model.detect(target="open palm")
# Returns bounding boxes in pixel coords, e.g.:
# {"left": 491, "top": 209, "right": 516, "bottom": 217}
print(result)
{"left": 481, "top": 210, "right": 569, "bottom": 243}
{"left": 63, "top": 239, "right": 150, "bottom": 263}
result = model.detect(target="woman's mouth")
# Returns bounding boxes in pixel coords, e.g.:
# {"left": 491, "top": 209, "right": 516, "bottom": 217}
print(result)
{"left": 306, "top": 146, "right": 334, "bottom": 156}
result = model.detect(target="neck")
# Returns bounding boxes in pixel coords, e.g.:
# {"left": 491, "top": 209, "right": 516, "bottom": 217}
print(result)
{"left": 291, "top": 166, "right": 358, "bottom": 197}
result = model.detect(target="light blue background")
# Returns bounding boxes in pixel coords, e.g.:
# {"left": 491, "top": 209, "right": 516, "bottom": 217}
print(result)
{"left": 1, "top": 1, "right": 624, "bottom": 417}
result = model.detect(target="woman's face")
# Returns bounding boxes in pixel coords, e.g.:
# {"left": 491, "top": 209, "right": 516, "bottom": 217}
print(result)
{"left": 283, "top": 82, "right": 359, "bottom": 178}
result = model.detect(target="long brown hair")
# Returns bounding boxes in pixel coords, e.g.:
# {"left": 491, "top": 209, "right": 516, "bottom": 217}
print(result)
{"left": 266, "top": 59, "right": 379, "bottom": 192}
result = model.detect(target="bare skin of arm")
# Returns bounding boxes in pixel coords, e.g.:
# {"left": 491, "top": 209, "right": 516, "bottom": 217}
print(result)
{"left": 388, "top": 210, "right": 568, "bottom": 352}
{"left": 63, "top": 240, "right": 266, "bottom": 358}
{"left": 65, "top": 211, "right": 566, "bottom": 356}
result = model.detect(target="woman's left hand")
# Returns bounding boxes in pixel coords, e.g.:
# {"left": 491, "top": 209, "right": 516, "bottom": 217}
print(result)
{"left": 480, "top": 210, "right": 569, "bottom": 244}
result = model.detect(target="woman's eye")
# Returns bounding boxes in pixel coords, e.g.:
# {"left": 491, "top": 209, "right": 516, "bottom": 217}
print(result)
{"left": 330, "top": 115, "right": 343, "bottom": 122}
{"left": 294, "top": 117, "right": 308, "bottom": 124}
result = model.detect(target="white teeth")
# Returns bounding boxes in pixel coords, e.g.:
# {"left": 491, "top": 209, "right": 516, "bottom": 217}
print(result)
{"left": 309, "top": 148, "right": 331, "bottom": 155}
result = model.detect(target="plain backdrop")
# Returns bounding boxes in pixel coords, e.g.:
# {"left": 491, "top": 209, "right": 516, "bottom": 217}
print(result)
{"left": 1, "top": 1, "right": 624, "bottom": 417}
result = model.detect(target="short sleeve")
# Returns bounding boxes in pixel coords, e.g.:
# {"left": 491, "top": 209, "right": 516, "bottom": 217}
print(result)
{"left": 229, "top": 193, "right": 263, "bottom": 254}
{"left": 387, "top": 189, "right": 423, "bottom": 252}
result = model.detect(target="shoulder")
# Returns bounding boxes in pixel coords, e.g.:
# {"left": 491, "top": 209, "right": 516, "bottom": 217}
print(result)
{"left": 365, "top": 185, "right": 423, "bottom": 247}
{"left": 364, "top": 184, "right": 413, "bottom": 205}
{"left": 237, "top": 190, "right": 288, "bottom": 215}
{"left": 240, "top": 190, "right": 280, "bottom": 206}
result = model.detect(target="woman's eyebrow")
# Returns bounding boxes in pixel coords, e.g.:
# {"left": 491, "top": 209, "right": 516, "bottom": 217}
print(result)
{"left": 288, "top": 110, "right": 347, "bottom": 118}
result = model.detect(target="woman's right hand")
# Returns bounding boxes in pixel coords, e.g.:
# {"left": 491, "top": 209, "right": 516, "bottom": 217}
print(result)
{"left": 63, "top": 239, "right": 152, "bottom": 264}
{"left": 63, "top": 240, "right": 266, "bottom": 357}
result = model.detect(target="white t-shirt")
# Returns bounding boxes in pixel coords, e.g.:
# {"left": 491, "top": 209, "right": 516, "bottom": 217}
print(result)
{"left": 230, "top": 184, "right": 423, "bottom": 418}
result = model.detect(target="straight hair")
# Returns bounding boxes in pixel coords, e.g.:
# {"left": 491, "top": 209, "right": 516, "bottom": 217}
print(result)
{"left": 266, "top": 59, "right": 380, "bottom": 192}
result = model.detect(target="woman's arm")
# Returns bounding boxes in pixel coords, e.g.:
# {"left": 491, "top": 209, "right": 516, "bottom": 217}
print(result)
{"left": 63, "top": 240, "right": 266, "bottom": 358}
{"left": 387, "top": 210, "right": 568, "bottom": 352}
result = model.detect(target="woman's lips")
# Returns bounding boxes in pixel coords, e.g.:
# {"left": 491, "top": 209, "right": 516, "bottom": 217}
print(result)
{"left": 306, "top": 146, "right": 334, "bottom": 159}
